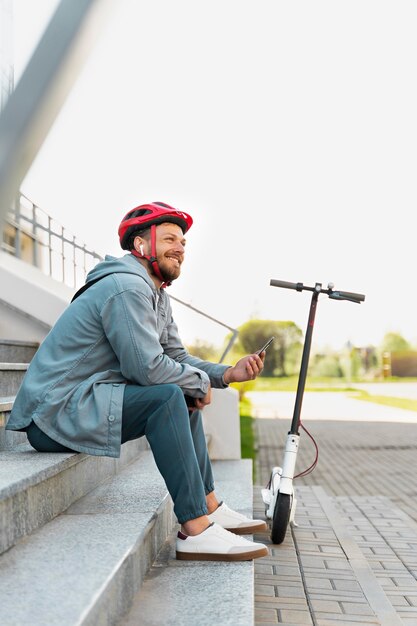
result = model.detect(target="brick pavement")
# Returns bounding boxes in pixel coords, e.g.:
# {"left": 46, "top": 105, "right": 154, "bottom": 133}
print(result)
{"left": 255, "top": 417, "right": 417, "bottom": 522}
{"left": 253, "top": 410, "right": 417, "bottom": 625}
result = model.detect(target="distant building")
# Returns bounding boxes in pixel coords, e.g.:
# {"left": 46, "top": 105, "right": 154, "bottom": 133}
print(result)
{"left": 390, "top": 351, "right": 417, "bottom": 377}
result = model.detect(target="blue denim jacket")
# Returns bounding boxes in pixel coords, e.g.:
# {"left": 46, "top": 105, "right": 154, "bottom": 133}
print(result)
{"left": 6, "top": 254, "right": 230, "bottom": 457}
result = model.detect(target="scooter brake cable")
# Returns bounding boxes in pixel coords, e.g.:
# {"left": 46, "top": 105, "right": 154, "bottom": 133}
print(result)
{"left": 294, "top": 421, "right": 319, "bottom": 478}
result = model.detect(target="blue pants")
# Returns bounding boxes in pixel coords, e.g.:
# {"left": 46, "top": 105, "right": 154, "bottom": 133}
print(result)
{"left": 27, "top": 383, "right": 213, "bottom": 524}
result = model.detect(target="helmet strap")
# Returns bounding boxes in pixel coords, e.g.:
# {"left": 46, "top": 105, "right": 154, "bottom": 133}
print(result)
{"left": 131, "top": 224, "right": 171, "bottom": 288}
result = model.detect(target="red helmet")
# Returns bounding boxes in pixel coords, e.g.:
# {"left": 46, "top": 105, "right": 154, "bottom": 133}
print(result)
{"left": 118, "top": 201, "right": 193, "bottom": 250}
{"left": 118, "top": 201, "right": 193, "bottom": 287}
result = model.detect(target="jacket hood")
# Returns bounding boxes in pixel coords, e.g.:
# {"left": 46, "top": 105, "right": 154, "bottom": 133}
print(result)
{"left": 86, "top": 253, "right": 155, "bottom": 290}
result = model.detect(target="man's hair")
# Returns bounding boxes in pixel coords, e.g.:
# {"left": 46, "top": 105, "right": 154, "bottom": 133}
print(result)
{"left": 125, "top": 227, "right": 151, "bottom": 251}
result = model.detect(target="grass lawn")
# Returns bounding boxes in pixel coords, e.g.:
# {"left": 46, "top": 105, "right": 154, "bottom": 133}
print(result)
{"left": 252, "top": 375, "right": 358, "bottom": 392}
{"left": 239, "top": 398, "right": 257, "bottom": 481}
{"left": 348, "top": 391, "right": 417, "bottom": 412}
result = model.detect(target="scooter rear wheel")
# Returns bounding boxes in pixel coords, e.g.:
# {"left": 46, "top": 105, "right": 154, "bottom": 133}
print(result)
{"left": 271, "top": 492, "right": 291, "bottom": 544}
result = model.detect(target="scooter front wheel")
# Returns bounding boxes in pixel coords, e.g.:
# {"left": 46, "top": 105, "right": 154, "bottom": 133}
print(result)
{"left": 271, "top": 492, "right": 291, "bottom": 544}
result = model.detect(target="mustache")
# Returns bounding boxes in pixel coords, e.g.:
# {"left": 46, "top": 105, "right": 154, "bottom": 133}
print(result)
{"left": 165, "top": 253, "right": 183, "bottom": 262}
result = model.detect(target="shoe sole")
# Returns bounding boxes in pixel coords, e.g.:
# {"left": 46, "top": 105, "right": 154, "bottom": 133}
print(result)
{"left": 224, "top": 522, "right": 268, "bottom": 535}
{"left": 176, "top": 546, "right": 268, "bottom": 561}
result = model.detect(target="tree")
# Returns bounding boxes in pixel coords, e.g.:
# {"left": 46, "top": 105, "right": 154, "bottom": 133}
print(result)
{"left": 380, "top": 332, "right": 410, "bottom": 353}
{"left": 237, "top": 319, "right": 303, "bottom": 376}
{"left": 185, "top": 340, "right": 218, "bottom": 361}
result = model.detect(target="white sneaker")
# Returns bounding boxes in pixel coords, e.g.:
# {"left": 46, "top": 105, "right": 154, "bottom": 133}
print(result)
{"left": 207, "top": 502, "right": 268, "bottom": 535}
{"left": 176, "top": 523, "right": 268, "bottom": 561}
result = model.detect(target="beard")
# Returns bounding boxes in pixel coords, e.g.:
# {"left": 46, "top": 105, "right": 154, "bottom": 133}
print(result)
{"left": 153, "top": 255, "right": 182, "bottom": 283}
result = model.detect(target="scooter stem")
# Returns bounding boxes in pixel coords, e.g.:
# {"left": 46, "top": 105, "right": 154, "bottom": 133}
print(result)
{"left": 290, "top": 284, "right": 321, "bottom": 435}
{"left": 279, "top": 433, "right": 300, "bottom": 494}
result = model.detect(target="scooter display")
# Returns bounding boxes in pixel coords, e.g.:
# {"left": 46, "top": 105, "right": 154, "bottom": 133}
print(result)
{"left": 261, "top": 279, "right": 365, "bottom": 544}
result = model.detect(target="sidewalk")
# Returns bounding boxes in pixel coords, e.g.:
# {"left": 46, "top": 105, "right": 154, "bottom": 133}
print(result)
{"left": 251, "top": 391, "right": 417, "bottom": 625}
{"left": 247, "top": 390, "right": 417, "bottom": 423}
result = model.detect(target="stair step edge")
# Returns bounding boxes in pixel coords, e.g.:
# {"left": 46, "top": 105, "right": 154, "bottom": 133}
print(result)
{"left": 0, "top": 451, "right": 175, "bottom": 626}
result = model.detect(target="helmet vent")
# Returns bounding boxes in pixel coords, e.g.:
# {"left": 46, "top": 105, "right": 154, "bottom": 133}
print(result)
{"left": 126, "top": 208, "right": 152, "bottom": 220}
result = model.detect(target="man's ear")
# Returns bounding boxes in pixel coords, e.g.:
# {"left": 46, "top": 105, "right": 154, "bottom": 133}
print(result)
{"left": 134, "top": 235, "right": 146, "bottom": 256}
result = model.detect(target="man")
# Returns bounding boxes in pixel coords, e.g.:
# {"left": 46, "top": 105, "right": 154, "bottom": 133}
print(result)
{"left": 7, "top": 201, "right": 268, "bottom": 561}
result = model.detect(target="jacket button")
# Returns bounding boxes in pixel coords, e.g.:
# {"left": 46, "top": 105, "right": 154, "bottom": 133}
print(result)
{"left": 113, "top": 383, "right": 120, "bottom": 387}
{"left": 108, "top": 414, "right": 115, "bottom": 422}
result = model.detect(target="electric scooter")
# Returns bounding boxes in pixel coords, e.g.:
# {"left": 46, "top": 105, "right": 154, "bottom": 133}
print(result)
{"left": 261, "top": 279, "right": 365, "bottom": 544}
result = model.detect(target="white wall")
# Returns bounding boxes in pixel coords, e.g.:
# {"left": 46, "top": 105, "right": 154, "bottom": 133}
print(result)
{"left": 203, "top": 387, "right": 241, "bottom": 460}
{"left": 0, "top": 250, "right": 73, "bottom": 341}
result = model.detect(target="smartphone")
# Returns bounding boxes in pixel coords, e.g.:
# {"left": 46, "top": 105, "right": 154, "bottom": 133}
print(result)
{"left": 256, "top": 336, "right": 275, "bottom": 355}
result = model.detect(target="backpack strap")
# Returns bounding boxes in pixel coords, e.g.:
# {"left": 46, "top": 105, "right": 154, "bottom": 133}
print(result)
{"left": 71, "top": 277, "right": 104, "bottom": 302}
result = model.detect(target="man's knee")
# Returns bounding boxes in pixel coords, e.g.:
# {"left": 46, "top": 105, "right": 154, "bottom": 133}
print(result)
{"left": 157, "top": 383, "right": 186, "bottom": 406}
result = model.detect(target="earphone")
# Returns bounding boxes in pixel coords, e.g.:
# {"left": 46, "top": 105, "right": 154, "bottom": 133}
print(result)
{"left": 139, "top": 244, "right": 144, "bottom": 256}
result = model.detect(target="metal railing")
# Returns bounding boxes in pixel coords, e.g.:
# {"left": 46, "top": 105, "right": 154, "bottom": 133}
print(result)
{"left": 2, "top": 192, "right": 102, "bottom": 288}
{"left": 0, "top": 0, "right": 239, "bottom": 362}
{"left": 169, "top": 295, "right": 239, "bottom": 363}
{"left": 2, "top": 193, "right": 238, "bottom": 361}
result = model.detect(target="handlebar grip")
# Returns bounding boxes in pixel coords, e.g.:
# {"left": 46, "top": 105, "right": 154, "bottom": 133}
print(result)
{"left": 331, "top": 290, "right": 366, "bottom": 303}
{"left": 270, "top": 279, "right": 303, "bottom": 291}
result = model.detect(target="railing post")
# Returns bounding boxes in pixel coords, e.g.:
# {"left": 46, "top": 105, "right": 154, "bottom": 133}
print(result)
{"left": 61, "top": 225, "right": 65, "bottom": 283}
{"left": 32, "top": 203, "right": 38, "bottom": 267}
{"left": 72, "top": 234, "right": 77, "bottom": 287}
{"left": 48, "top": 214, "right": 53, "bottom": 277}
{"left": 14, "top": 193, "right": 21, "bottom": 258}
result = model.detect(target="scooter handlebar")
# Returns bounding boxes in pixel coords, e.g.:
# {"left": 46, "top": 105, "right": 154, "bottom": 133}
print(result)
{"left": 328, "top": 290, "right": 365, "bottom": 303}
{"left": 270, "top": 279, "right": 366, "bottom": 303}
{"left": 270, "top": 279, "right": 303, "bottom": 291}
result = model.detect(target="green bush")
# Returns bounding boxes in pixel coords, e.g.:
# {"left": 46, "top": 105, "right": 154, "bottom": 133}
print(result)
{"left": 311, "top": 354, "right": 343, "bottom": 378}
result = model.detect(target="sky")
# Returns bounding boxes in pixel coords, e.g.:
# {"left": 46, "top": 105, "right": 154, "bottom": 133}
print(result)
{"left": 10, "top": 0, "right": 417, "bottom": 353}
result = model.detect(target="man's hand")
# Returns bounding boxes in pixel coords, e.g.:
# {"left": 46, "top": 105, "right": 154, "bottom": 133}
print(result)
{"left": 223, "top": 352, "right": 265, "bottom": 385}
{"left": 184, "top": 385, "right": 212, "bottom": 412}
{"left": 194, "top": 386, "right": 212, "bottom": 410}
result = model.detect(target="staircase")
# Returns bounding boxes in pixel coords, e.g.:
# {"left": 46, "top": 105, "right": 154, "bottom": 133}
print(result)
{"left": 0, "top": 339, "right": 255, "bottom": 626}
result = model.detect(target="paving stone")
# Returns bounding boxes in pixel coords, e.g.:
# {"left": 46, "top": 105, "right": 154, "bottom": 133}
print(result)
{"left": 255, "top": 574, "right": 302, "bottom": 584}
{"left": 278, "top": 609, "right": 313, "bottom": 624}
{"left": 388, "top": 595, "right": 416, "bottom": 607}
{"left": 310, "top": 593, "right": 366, "bottom": 603}
{"left": 310, "top": 599, "right": 343, "bottom": 613}
{"left": 255, "top": 608, "right": 278, "bottom": 622}
{"left": 256, "top": 564, "right": 275, "bottom": 574}
{"left": 340, "top": 602, "right": 376, "bottom": 615}
{"left": 318, "top": 619, "right": 379, "bottom": 625}
{"left": 304, "top": 576, "right": 334, "bottom": 589}
{"left": 256, "top": 599, "right": 306, "bottom": 609}
{"left": 275, "top": 586, "right": 306, "bottom": 599}
{"left": 272, "top": 565, "right": 301, "bottom": 576}
{"left": 255, "top": 584, "right": 276, "bottom": 597}
{"left": 333, "top": 579, "right": 362, "bottom": 592}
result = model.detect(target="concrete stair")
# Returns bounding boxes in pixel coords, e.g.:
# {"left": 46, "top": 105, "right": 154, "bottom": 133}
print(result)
{"left": 0, "top": 339, "right": 35, "bottom": 448}
{"left": 123, "top": 460, "right": 256, "bottom": 626}
{"left": 0, "top": 448, "right": 175, "bottom": 626}
{"left": 0, "top": 430, "right": 255, "bottom": 625}
{"left": 0, "top": 339, "right": 256, "bottom": 626}
{"left": 0, "top": 362, "right": 29, "bottom": 396}
{"left": 0, "top": 339, "right": 39, "bottom": 362}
